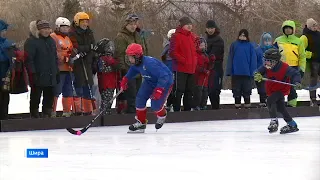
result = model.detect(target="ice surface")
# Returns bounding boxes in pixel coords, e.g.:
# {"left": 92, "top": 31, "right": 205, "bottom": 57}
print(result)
{"left": 0, "top": 117, "right": 319, "bottom": 180}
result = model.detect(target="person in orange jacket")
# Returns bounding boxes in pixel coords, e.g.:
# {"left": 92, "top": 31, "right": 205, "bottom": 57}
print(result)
{"left": 50, "top": 17, "right": 74, "bottom": 117}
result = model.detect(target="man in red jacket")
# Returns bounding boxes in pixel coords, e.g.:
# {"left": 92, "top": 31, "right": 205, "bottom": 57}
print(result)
{"left": 169, "top": 16, "right": 197, "bottom": 111}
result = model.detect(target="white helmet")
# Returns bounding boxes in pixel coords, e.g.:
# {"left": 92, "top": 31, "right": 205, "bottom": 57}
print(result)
{"left": 167, "top": 29, "right": 176, "bottom": 39}
{"left": 55, "top": 17, "right": 71, "bottom": 27}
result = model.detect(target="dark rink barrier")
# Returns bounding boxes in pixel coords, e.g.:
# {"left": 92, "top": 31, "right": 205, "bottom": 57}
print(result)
{"left": 1, "top": 102, "right": 319, "bottom": 132}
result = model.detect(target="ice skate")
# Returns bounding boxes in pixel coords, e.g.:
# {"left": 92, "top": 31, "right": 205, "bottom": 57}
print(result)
{"left": 155, "top": 115, "right": 166, "bottom": 130}
{"left": 280, "top": 121, "right": 299, "bottom": 134}
{"left": 268, "top": 119, "right": 278, "bottom": 133}
{"left": 127, "top": 117, "right": 147, "bottom": 133}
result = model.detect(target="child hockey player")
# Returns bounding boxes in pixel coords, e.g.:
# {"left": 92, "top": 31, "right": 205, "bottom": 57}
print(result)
{"left": 254, "top": 48, "right": 301, "bottom": 134}
{"left": 120, "top": 43, "right": 173, "bottom": 133}
{"left": 193, "top": 37, "right": 210, "bottom": 110}
{"left": 96, "top": 38, "right": 119, "bottom": 115}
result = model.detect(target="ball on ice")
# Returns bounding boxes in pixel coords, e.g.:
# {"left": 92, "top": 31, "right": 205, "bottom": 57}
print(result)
{"left": 76, "top": 131, "right": 82, "bottom": 136}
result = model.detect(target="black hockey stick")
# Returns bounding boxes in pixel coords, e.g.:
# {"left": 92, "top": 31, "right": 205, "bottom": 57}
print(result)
{"left": 262, "top": 78, "right": 320, "bottom": 91}
{"left": 66, "top": 89, "right": 123, "bottom": 135}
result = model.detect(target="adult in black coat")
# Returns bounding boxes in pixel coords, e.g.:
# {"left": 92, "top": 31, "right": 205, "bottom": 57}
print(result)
{"left": 205, "top": 20, "right": 224, "bottom": 109}
{"left": 24, "top": 20, "right": 59, "bottom": 118}
{"left": 68, "top": 12, "right": 96, "bottom": 116}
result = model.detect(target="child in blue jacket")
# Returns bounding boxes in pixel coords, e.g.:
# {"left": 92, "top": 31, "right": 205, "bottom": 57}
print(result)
{"left": 254, "top": 32, "right": 275, "bottom": 107}
{"left": 226, "top": 29, "right": 257, "bottom": 108}
{"left": 120, "top": 43, "right": 173, "bottom": 133}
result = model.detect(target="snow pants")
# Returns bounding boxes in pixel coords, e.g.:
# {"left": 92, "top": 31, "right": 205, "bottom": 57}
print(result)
{"left": 267, "top": 91, "right": 293, "bottom": 122}
{"left": 54, "top": 72, "right": 74, "bottom": 97}
{"left": 309, "top": 61, "right": 320, "bottom": 101}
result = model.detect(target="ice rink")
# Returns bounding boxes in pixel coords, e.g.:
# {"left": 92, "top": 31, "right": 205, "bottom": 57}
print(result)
{"left": 0, "top": 117, "right": 319, "bottom": 180}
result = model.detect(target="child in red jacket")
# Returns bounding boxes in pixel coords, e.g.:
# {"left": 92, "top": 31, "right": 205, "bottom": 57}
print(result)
{"left": 193, "top": 37, "right": 211, "bottom": 110}
{"left": 96, "top": 38, "right": 119, "bottom": 115}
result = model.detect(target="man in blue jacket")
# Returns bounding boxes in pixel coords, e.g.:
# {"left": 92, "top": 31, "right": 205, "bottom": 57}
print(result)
{"left": 120, "top": 43, "right": 173, "bottom": 133}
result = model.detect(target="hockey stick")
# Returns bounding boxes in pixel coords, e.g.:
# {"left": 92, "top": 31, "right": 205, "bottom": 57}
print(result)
{"left": 66, "top": 89, "right": 123, "bottom": 135}
{"left": 262, "top": 78, "right": 320, "bottom": 91}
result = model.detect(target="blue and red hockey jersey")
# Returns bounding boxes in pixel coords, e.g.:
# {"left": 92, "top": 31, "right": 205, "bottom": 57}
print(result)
{"left": 125, "top": 56, "right": 174, "bottom": 89}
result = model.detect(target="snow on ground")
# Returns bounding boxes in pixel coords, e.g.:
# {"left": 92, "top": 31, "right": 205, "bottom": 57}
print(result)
{"left": 9, "top": 88, "right": 319, "bottom": 114}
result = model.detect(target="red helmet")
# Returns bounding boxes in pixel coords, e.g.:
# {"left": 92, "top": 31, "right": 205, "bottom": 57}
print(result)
{"left": 126, "top": 43, "right": 143, "bottom": 57}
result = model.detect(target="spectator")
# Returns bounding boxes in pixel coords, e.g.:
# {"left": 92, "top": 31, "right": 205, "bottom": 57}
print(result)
{"left": 193, "top": 37, "right": 210, "bottom": 110}
{"left": 274, "top": 20, "right": 306, "bottom": 107}
{"left": 69, "top": 12, "right": 96, "bottom": 116}
{"left": 255, "top": 32, "right": 275, "bottom": 107}
{"left": 50, "top": 17, "right": 74, "bottom": 117}
{"left": 0, "top": 20, "right": 28, "bottom": 120}
{"left": 24, "top": 20, "right": 59, "bottom": 118}
{"left": 161, "top": 28, "right": 175, "bottom": 112}
{"left": 114, "top": 14, "right": 146, "bottom": 114}
{"left": 205, "top": 20, "right": 224, "bottom": 110}
{"left": 169, "top": 16, "right": 197, "bottom": 111}
{"left": 96, "top": 38, "right": 119, "bottom": 116}
{"left": 226, "top": 29, "right": 257, "bottom": 109}
{"left": 300, "top": 18, "right": 320, "bottom": 106}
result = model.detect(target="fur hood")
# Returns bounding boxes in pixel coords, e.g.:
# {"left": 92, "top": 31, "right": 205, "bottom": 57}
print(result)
{"left": 29, "top": 21, "right": 39, "bottom": 38}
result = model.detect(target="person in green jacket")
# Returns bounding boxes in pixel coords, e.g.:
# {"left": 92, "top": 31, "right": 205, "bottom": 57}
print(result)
{"left": 274, "top": 20, "right": 306, "bottom": 107}
{"left": 114, "top": 14, "right": 147, "bottom": 114}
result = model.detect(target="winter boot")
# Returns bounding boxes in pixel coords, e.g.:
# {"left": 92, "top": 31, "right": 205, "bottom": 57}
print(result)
{"left": 30, "top": 109, "right": 40, "bottom": 118}
{"left": 42, "top": 108, "right": 52, "bottom": 118}
{"left": 51, "top": 97, "right": 58, "bottom": 118}
{"left": 244, "top": 96, "right": 251, "bottom": 109}
{"left": 268, "top": 119, "right": 279, "bottom": 133}
{"left": 128, "top": 117, "right": 148, "bottom": 133}
{"left": 310, "top": 98, "right": 318, "bottom": 107}
{"left": 259, "top": 95, "right": 267, "bottom": 107}
{"left": 234, "top": 97, "right": 241, "bottom": 109}
{"left": 280, "top": 120, "right": 299, "bottom": 134}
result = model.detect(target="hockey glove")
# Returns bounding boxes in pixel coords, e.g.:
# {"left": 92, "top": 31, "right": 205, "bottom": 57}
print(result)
{"left": 306, "top": 51, "right": 312, "bottom": 59}
{"left": 120, "top": 76, "right": 129, "bottom": 91}
{"left": 294, "top": 83, "right": 303, "bottom": 90}
{"left": 254, "top": 72, "right": 263, "bottom": 82}
{"left": 151, "top": 87, "right": 164, "bottom": 100}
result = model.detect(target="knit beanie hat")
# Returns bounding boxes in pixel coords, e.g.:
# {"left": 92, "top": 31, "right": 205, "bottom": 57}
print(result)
{"left": 0, "top": 19, "right": 8, "bottom": 31}
{"left": 206, "top": 20, "right": 217, "bottom": 28}
{"left": 36, "top": 20, "right": 50, "bottom": 30}
{"left": 306, "top": 18, "right": 317, "bottom": 29}
{"left": 179, "top": 17, "right": 192, "bottom": 27}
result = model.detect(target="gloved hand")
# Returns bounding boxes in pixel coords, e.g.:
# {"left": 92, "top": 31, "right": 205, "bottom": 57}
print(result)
{"left": 306, "top": 51, "right": 312, "bottom": 59}
{"left": 294, "top": 82, "right": 303, "bottom": 90}
{"left": 151, "top": 87, "right": 164, "bottom": 100}
{"left": 120, "top": 76, "right": 129, "bottom": 91}
{"left": 209, "top": 55, "right": 216, "bottom": 62}
{"left": 254, "top": 72, "right": 263, "bottom": 82}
